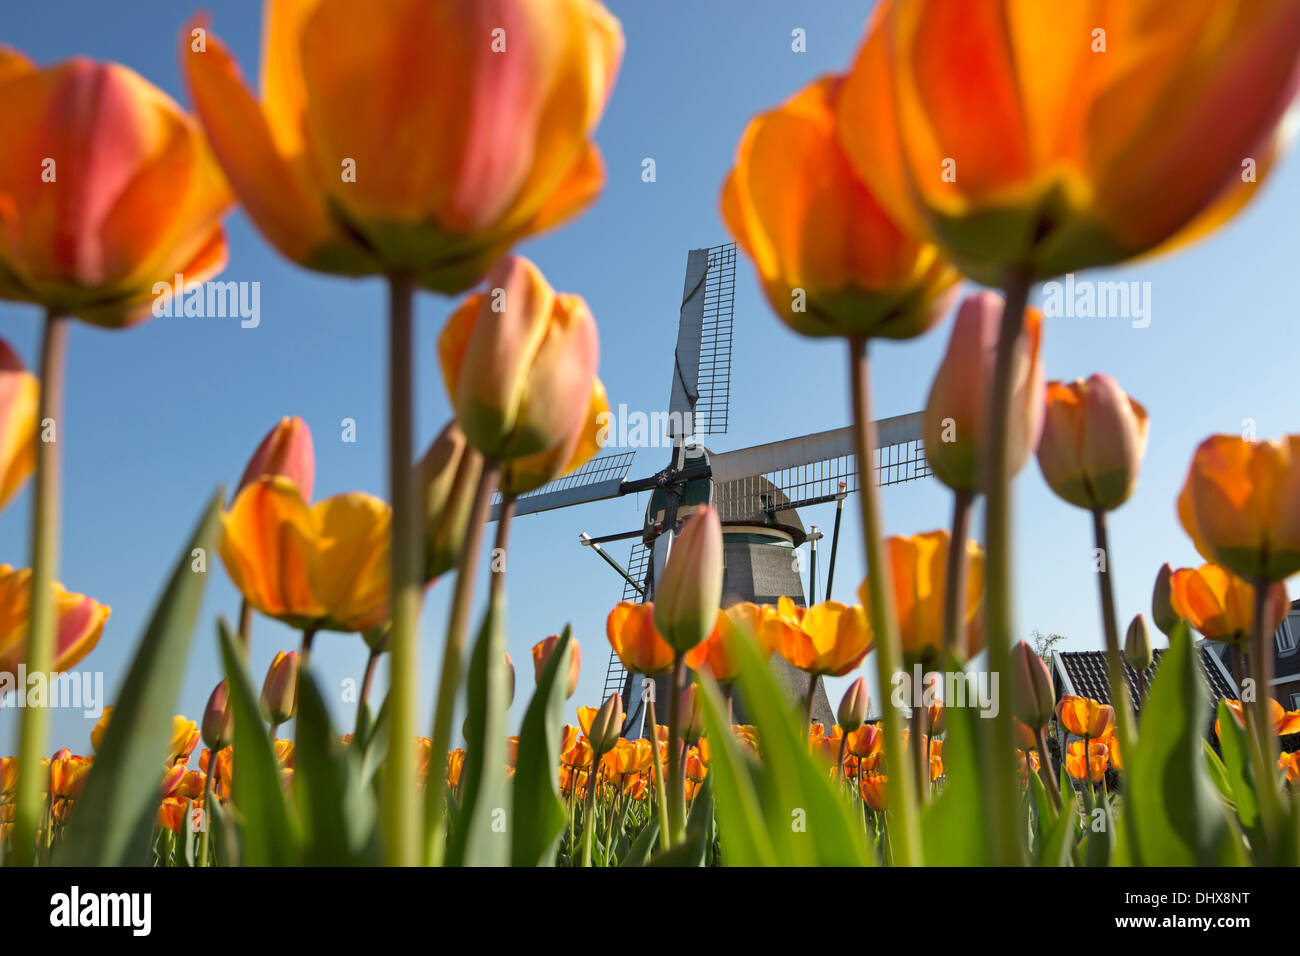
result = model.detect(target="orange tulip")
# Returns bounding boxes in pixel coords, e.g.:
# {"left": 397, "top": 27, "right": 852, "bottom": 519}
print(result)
{"left": 0, "top": 564, "right": 110, "bottom": 675}
{"left": 439, "top": 256, "right": 600, "bottom": 461}
{"left": 685, "top": 605, "right": 757, "bottom": 684}
{"left": 220, "top": 476, "right": 390, "bottom": 633}
{"left": 1057, "top": 695, "right": 1113, "bottom": 740}
{"left": 157, "top": 797, "right": 187, "bottom": 835}
{"left": 845, "top": 723, "right": 884, "bottom": 771}
{"left": 721, "top": 75, "right": 957, "bottom": 340}
{"left": 0, "top": 339, "right": 37, "bottom": 512}
{"left": 1168, "top": 564, "right": 1288, "bottom": 649}
{"left": 1280, "top": 751, "right": 1299, "bottom": 785}
{"left": 1178, "top": 435, "right": 1300, "bottom": 583}
{"left": 1216, "top": 698, "right": 1300, "bottom": 739}
{"left": 1066, "top": 740, "right": 1110, "bottom": 784}
{"left": 181, "top": 1, "right": 622, "bottom": 293}
{"left": 928, "top": 739, "right": 944, "bottom": 782}
{"left": 860, "top": 772, "right": 889, "bottom": 811}
{"left": 838, "top": 0, "right": 1300, "bottom": 285}
{"left": 1037, "top": 375, "right": 1149, "bottom": 512}
{"left": 606, "top": 601, "right": 674, "bottom": 676}
{"left": 0, "top": 49, "right": 230, "bottom": 326}
{"left": 862, "top": 530, "right": 984, "bottom": 665}
{"left": 48, "top": 749, "right": 91, "bottom": 801}
{"left": 923, "top": 292, "right": 1044, "bottom": 493}
{"left": 532, "top": 634, "right": 582, "bottom": 699}
{"left": 237, "top": 416, "right": 314, "bottom": 502}
{"left": 767, "top": 597, "right": 872, "bottom": 677}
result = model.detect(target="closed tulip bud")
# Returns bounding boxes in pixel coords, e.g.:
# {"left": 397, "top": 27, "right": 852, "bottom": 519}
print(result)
{"left": 1037, "top": 375, "right": 1149, "bottom": 512}
{"left": 1151, "top": 563, "right": 1180, "bottom": 638}
{"left": 259, "top": 650, "right": 299, "bottom": 724}
{"left": 202, "top": 681, "right": 234, "bottom": 751}
{"left": 532, "top": 634, "right": 582, "bottom": 699}
{"left": 238, "top": 416, "right": 314, "bottom": 502}
{"left": 923, "top": 292, "right": 1044, "bottom": 492}
{"left": 586, "top": 693, "right": 623, "bottom": 757}
{"left": 837, "top": 677, "right": 870, "bottom": 733}
{"left": 1011, "top": 641, "right": 1054, "bottom": 730}
{"left": 1124, "top": 615, "right": 1153, "bottom": 673}
{"left": 418, "top": 421, "right": 484, "bottom": 583}
{"left": 654, "top": 506, "right": 723, "bottom": 655}
{"left": 439, "top": 256, "right": 599, "bottom": 461}
{"left": 0, "top": 338, "right": 38, "bottom": 513}
{"left": 678, "top": 684, "right": 703, "bottom": 741}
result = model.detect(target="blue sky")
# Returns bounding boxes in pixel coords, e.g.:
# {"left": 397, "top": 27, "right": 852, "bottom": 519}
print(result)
{"left": 3, "top": 0, "right": 1298, "bottom": 754}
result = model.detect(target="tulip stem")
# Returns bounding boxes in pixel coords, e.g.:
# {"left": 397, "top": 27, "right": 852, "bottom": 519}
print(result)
{"left": 981, "top": 272, "right": 1031, "bottom": 865}
{"left": 299, "top": 627, "right": 317, "bottom": 662}
{"left": 424, "top": 457, "right": 502, "bottom": 864}
{"left": 1089, "top": 510, "right": 1137, "bottom": 758}
{"left": 665, "top": 653, "right": 687, "bottom": 845}
{"left": 198, "top": 761, "right": 217, "bottom": 866}
{"left": 380, "top": 273, "right": 422, "bottom": 867}
{"left": 942, "top": 490, "right": 974, "bottom": 666}
{"left": 1248, "top": 577, "right": 1284, "bottom": 850}
{"left": 1035, "top": 726, "right": 1062, "bottom": 813}
{"left": 645, "top": 693, "right": 671, "bottom": 853}
{"left": 581, "top": 748, "right": 603, "bottom": 866}
{"left": 357, "top": 647, "right": 380, "bottom": 734}
{"left": 238, "top": 599, "right": 253, "bottom": 651}
{"left": 12, "top": 310, "right": 69, "bottom": 867}
{"left": 910, "top": 702, "right": 929, "bottom": 806}
{"left": 848, "top": 336, "right": 920, "bottom": 866}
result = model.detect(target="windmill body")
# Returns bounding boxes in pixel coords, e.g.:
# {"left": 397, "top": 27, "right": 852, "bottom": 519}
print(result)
{"left": 491, "top": 242, "right": 931, "bottom": 736}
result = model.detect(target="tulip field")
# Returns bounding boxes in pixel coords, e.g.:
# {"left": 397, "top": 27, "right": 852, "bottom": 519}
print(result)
{"left": 3, "top": 0, "right": 1300, "bottom": 884}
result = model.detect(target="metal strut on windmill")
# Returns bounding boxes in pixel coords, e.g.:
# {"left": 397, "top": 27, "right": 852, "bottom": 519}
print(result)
{"left": 488, "top": 242, "right": 932, "bottom": 735}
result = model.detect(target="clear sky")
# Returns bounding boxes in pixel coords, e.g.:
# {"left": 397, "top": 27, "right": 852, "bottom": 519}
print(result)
{"left": 3, "top": 0, "right": 1298, "bottom": 754}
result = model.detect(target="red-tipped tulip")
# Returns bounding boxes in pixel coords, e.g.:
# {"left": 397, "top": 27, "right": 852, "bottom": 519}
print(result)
{"left": 259, "top": 650, "right": 299, "bottom": 724}
{"left": 238, "top": 416, "right": 315, "bottom": 502}
{"left": 923, "top": 291, "right": 1044, "bottom": 493}
{"left": 532, "top": 634, "right": 581, "bottom": 699}
{"left": 439, "top": 255, "right": 599, "bottom": 461}
{"left": 202, "top": 681, "right": 234, "bottom": 751}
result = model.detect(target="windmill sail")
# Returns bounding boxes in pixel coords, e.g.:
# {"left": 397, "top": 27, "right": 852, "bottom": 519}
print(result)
{"left": 488, "top": 450, "right": 637, "bottom": 520}
{"left": 667, "top": 242, "right": 735, "bottom": 438}
{"left": 708, "top": 412, "right": 928, "bottom": 521}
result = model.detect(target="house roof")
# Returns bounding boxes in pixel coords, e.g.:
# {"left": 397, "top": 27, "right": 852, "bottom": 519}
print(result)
{"left": 1051, "top": 645, "right": 1237, "bottom": 709}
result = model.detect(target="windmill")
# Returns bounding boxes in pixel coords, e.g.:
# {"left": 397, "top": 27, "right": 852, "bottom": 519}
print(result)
{"left": 491, "top": 242, "right": 931, "bottom": 732}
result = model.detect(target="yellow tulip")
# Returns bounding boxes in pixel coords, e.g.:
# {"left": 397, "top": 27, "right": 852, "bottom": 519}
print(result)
{"left": 181, "top": 0, "right": 622, "bottom": 292}
{"left": 721, "top": 75, "right": 957, "bottom": 340}
{"left": 767, "top": 596, "right": 872, "bottom": 677}
{"left": 860, "top": 530, "right": 985, "bottom": 665}
{"left": 838, "top": 0, "right": 1300, "bottom": 284}
{"left": 0, "top": 339, "right": 38, "bottom": 512}
{"left": 220, "top": 476, "right": 390, "bottom": 633}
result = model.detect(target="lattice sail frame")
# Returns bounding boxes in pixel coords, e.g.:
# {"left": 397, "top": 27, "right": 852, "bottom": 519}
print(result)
{"left": 692, "top": 242, "right": 736, "bottom": 436}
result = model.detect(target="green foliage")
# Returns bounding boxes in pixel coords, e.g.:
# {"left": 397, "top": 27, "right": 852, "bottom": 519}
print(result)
{"left": 56, "top": 494, "right": 221, "bottom": 866}
{"left": 511, "top": 627, "right": 574, "bottom": 866}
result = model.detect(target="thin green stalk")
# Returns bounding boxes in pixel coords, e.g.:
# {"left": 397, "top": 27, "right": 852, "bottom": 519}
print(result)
{"left": 942, "top": 490, "right": 974, "bottom": 666}
{"left": 646, "top": 692, "right": 671, "bottom": 852}
{"left": 848, "top": 337, "right": 920, "bottom": 866}
{"left": 1036, "top": 726, "right": 1062, "bottom": 813}
{"left": 581, "top": 749, "right": 603, "bottom": 866}
{"left": 198, "top": 760, "right": 217, "bottom": 866}
{"left": 980, "top": 272, "right": 1031, "bottom": 865}
{"left": 382, "top": 273, "right": 422, "bottom": 866}
{"left": 665, "top": 653, "right": 687, "bottom": 844}
{"left": 423, "top": 461, "right": 502, "bottom": 864}
{"left": 238, "top": 599, "right": 253, "bottom": 651}
{"left": 1090, "top": 511, "right": 1136, "bottom": 757}
{"left": 911, "top": 699, "right": 929, "bottom": 806}
{"left": 356, "top": 647, "right": 380, "bottom": 736}
{"left": 1248, "top": 577, "right": 1284, "bottom": 849}
{"left": 12, "top": 311, "right": 69, "bottom": 867}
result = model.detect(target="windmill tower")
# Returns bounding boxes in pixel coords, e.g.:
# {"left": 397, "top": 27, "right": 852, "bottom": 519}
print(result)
{"left": 491, "top": 242, "right": 931, "bottom": 732}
